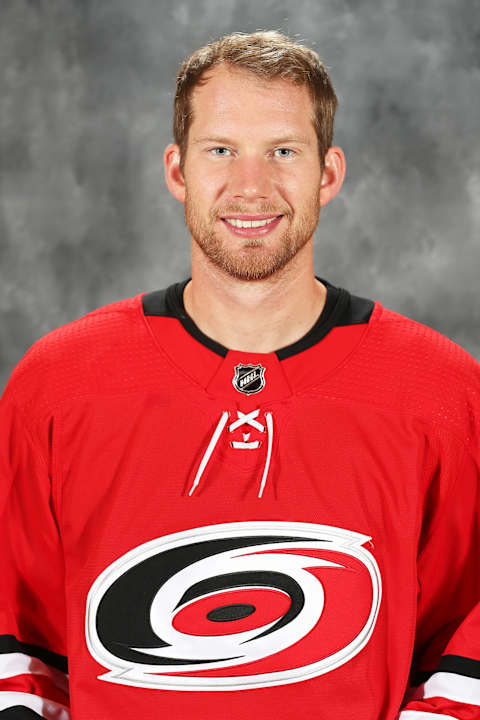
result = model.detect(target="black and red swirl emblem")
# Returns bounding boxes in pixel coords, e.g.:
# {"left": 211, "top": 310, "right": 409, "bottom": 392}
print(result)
{"left": 85, "top": 521, "right": 381, "bottom": 691}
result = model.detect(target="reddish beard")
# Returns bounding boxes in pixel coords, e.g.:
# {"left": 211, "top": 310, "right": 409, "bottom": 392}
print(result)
{"left": 184, "top": 195, "right": 321, "bottom": 281}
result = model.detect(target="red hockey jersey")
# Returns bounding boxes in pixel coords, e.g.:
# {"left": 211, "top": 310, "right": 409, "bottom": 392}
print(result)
{"left": 1, "top": 278, "right": 479, "bottom": 720}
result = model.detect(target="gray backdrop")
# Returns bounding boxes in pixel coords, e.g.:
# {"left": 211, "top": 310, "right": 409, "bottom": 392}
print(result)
{"left": 1, "top": 0, "right": 479, "bottom": 389}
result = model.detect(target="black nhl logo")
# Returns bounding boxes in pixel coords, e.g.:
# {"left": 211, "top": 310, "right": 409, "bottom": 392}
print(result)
{"left": 232, "top": 363, "right": 266, "bottom": 395}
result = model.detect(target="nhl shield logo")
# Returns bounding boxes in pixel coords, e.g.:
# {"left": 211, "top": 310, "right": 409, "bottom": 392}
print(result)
{"left": 232, "top": 363, "right": 266, "bottom": 395}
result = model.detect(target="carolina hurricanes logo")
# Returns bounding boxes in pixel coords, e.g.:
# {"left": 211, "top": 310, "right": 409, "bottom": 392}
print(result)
{"left": 85, "top": 521, "right": 381, "bottom": 691}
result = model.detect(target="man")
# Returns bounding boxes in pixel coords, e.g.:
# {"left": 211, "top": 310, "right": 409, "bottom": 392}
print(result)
{"left": 0, "top": 30, "right": 479, "bottom": 720}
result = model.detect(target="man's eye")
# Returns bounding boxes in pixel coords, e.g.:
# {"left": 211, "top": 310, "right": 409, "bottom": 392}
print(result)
{"left": 274, "top": 148, "right": 294, "bottom": 158}
{"left": 210, "top": 147, "right": 231, "bottom": 156}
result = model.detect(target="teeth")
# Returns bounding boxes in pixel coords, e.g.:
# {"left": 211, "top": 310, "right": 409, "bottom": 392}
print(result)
{"left": 224, "top": 217, "right": 278, "bottom": 228}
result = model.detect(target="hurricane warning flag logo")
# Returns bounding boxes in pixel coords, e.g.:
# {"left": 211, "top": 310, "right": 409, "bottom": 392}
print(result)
{"left": 85, "top": 521, "right": 381, "bottom": 691}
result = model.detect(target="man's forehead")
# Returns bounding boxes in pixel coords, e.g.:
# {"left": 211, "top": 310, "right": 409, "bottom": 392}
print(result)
{"left": 191, "top": 64, "right": 311, "bottom": 104}
{"left": 188, "top": 65, "right": 315, "bottom": 136}
{"left": 194, "top": 63, "right": 276, "bottom": 91}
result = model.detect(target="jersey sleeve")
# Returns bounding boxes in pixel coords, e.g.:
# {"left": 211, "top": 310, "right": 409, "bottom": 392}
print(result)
{"left": 398, "top": 442, "right": 480, "bottom": 720}
{"left": 0, "top": 381, "right": 70, "bottom": 719}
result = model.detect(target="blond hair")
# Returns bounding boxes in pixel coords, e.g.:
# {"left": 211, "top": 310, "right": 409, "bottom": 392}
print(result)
{"left": 173, "top": 30, "right": 338, "bottom": 170}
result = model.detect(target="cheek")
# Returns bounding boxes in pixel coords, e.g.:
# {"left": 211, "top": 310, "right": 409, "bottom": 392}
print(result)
{"left": 187, "top": 169, "right": 226, "bottom": 206}
{"left": 276, "top": 165, "right": 320, "bottom": 196}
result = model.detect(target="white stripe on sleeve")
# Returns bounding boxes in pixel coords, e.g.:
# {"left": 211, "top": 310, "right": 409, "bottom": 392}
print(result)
{"left": 422, "top": 671, "right": 480, "bottom": 706}
{"left": 0, "top": 691, "right": 70, "bottom": 719}
{"left": 0, "top": 652, "right": 69, "bottom": 693}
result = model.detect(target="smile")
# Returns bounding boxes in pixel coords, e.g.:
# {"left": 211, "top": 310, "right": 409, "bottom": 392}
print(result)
{"left": 223, "top": 216, "right": 280, "bottom": 228}
{"left": 220, "top": 215, "right": 284, "bottom": 238}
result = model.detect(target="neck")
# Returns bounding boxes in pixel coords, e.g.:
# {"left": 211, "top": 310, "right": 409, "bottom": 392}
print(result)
{"left": 183, "top": 242, "right": 326, "bottom": 353}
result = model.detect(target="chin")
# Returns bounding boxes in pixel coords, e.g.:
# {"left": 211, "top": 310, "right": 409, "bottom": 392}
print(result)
{"left": 210, "top": 247, "right": 299, "bottom": 281}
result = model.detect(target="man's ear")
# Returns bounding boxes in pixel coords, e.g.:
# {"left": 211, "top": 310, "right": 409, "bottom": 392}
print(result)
{"left": 319, "top": 146, "right": 346, "bottom": 208}
{"left": 164, "top": 143, "right": 185, "bottom": 203}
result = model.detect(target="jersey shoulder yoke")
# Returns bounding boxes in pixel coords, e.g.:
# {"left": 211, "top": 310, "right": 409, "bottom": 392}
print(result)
{"left": 4, "top": 294, "right": 165, "bottom": 414}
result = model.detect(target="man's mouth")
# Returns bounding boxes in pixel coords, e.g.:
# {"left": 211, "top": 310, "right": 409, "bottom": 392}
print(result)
{"left": 222, "top": 215, "right": 281, "bottom": 229}
{"left": 219, "top": 214, "right": 284, "bottom": 237}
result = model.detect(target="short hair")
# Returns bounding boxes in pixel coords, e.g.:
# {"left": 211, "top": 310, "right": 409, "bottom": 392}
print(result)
{"left": 173, "top": 30, "right": 338, "bottom": 171}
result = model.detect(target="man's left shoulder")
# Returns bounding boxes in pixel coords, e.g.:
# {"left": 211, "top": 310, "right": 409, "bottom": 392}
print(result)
{"left": 328, "top": 299, "right": 480, "bottom": 443}
{"left": 374, "top": 303, "right": 479, "bottom": 382}
{"left": 366, "top": 303, "right": 480, "bottom": 439}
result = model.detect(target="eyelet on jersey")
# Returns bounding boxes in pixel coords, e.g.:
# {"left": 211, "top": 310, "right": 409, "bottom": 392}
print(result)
{"left": 188, "top": 409, "right": 273, "bottom": 498}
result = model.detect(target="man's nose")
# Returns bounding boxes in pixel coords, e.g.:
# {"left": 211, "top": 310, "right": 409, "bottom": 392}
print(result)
{"left": 229, "top": 155, "right": 273, "bottom": 201}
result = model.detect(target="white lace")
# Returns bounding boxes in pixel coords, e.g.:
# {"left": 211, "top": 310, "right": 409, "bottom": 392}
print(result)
{"left": 188, "top": 409, "right": 273, "bottom": 498}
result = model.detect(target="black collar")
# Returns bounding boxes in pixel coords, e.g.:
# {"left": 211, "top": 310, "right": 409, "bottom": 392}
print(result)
{"left": 142, "top": 277, "right": 374, "bottom": 360}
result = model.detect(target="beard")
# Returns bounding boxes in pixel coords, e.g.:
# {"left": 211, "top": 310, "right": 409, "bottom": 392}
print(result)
{"left": 184, "top": 191, "right": 321, "bottom": 281}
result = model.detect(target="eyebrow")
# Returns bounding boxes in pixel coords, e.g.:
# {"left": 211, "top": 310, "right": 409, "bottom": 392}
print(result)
{"left": 191, "top": 134, "right": 312, "bottom": 146}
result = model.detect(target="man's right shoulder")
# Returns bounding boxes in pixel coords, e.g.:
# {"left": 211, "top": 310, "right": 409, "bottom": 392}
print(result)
{"left": 3, "top": 293, "right": 158, "bottom": 411}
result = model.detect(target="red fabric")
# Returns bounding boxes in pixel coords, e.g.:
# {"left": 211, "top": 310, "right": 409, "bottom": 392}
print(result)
{"left": 0, "top": 673, "right": 68, "bottom": 707}
{"left": 0, "top": 290, "right": 479, "bottom": 719}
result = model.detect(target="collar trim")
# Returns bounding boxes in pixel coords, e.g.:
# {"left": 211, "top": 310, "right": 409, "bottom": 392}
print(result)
{"left": 142, "top": 278, "right": 374, "bottom": 360}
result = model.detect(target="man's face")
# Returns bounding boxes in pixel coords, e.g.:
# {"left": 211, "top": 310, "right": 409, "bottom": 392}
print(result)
{"left": 181, "top": 65, "right": 323, "bottom": 281}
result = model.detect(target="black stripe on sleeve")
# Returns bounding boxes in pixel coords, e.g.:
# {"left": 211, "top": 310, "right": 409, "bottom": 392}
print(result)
{"left": 437, "top": 654, "right": 480, "bottom": 679}
{"left": 0, "top": 708, "right": 47, "bottom": 718}
{"left": 410, "top": 654, "right": 480, "bottom": 686}
{"left": 0, "top": 634, "right": 68, "bottom": 674}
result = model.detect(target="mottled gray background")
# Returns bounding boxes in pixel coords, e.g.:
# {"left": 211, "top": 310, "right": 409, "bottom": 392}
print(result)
{"left": 1, "top": 0, "right": 479, "bottom": 388}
